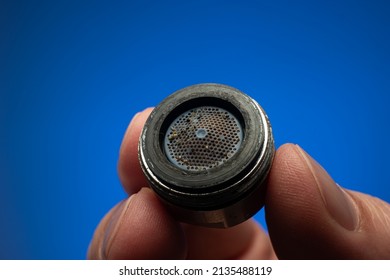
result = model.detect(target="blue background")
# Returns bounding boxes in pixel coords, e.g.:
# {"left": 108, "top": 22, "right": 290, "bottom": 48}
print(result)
{"left": 1, "top": 0, "right": 389, "bottom": 259}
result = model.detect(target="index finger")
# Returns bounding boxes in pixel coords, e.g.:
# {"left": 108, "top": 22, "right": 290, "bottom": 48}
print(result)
{"left": 117, "top": 108, "right": 154, "bottom": 195}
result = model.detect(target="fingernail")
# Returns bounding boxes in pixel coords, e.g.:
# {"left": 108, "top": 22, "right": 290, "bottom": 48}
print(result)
{"left": 295, "top": 145, "right": 359, "bottom": 231}
{"left": 119, "top": 112, "right": 142, "bottom": 154}
{"left": 128, "top": 112, "right": 142, "bottom": 132}
{"left": 121, "top": 108, "right": 154, "bottom": 148}
{"left": 102, "top": 196, "right": 135, "bottom": 259}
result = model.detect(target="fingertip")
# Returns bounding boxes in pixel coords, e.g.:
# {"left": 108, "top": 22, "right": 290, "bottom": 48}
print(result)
{"left": 266, "top": 143, "right": 318, "bottom": 242}
{"left": 265, "top": 143, "right": 314, "bottom": 218}
{"left": 118, "top": 108, "right": 154, "bottom": 195}
{"left": 265, "top": 144, "right": 356, "bottom": 259}
{"left": 103, "top": 188, "right": 186, "bottom": 259}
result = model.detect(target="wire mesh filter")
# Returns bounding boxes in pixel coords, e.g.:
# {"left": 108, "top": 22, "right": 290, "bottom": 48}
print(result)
{"left": 164, "top": 106, "right": 243, "bottom": 170}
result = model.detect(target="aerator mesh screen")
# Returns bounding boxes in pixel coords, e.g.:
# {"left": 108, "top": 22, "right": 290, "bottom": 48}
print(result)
{"left": 164, "top": 106, "right": 243, "bottom": 170}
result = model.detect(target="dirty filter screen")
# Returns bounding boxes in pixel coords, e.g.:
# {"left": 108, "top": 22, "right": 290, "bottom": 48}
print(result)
{"left": 164, "top": 106, "right": 243, "bottom": 170}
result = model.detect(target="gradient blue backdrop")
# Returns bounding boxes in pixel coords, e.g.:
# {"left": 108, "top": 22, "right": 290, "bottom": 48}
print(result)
{"left": 1, "top": 0, "right": 389, "bottom": 259}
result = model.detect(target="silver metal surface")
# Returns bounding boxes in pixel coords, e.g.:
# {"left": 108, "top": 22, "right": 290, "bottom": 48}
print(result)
{"left": 138, "top": 83, "right": 275, "bottom": 228}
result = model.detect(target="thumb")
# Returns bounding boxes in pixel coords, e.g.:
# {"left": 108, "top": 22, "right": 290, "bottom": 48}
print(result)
{"left": 87, "top": 188, "right": 186, "bottom": 259}
{"left": 266, "top": 144, "right": 390, "bottom": 259}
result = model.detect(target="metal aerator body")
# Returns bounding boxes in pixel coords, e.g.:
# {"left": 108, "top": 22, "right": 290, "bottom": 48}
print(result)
{"left": 139, "top": 83, "right": 274, "bottom": 228}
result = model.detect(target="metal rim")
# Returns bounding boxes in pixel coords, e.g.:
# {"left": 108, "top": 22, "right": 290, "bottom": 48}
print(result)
{"left": 139, "top": 83, "right": 274, "bottom": 212}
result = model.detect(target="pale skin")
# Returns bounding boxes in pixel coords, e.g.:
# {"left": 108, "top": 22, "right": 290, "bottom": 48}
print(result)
{"left": 88, "top": 108, "right": 390, "bottom": 259}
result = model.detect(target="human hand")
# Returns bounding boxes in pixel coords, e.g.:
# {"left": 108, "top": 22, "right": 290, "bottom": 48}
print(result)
{"left": 88, "top": 108, "right": 390, "bottom": 259}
